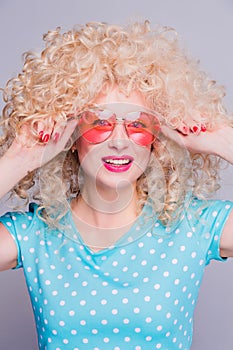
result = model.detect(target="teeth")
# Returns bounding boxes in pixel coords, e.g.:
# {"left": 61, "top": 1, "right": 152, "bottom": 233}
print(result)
{"left": 105, "top": 159, "right": 131, "bottom": 165}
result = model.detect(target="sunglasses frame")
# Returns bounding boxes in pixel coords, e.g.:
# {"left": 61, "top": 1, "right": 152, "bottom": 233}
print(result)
{"left": 76, "top": 103, "right": 161, "bottom": 146}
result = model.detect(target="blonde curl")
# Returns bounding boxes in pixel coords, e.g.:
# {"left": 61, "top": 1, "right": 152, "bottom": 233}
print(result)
{"left": 1, "top": 20, "right": 232, "bottom": 227}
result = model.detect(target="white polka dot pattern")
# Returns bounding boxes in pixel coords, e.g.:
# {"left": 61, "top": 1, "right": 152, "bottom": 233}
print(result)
{"left": 0, "top": 198, "right": 232, "bottom": 350}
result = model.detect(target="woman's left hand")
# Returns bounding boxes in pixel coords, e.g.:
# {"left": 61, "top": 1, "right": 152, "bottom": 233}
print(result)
{"left": 161, "top": 124, "right": 233, "bottom": 164}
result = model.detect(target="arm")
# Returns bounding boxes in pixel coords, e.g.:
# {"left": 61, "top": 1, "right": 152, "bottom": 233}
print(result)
{"left": 220, "top": 209, "right": 233, "bottom": 258}
{"left": 161, "top": 124, "right": 233, "bottom": 163}
{"left": 0, "top": 119, "right": 78, "bottom": 271}
{"left": 161, "top": 124, "right": 233, "bottom": 257}
{"left": 0, "top": 119, "right": 78, "bottom": 198}
{"left": 0, "top": 223, "right": 18, "bottom": 271}
{"left": 210, "top": 127, "right": 233, "bottom": 257}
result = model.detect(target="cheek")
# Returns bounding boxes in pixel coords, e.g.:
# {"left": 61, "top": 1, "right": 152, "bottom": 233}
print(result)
{"left": 133, "top": 147, "right": 151, "bottom": 173}
{"left": 76, "top": 138, "right": 103, "bottom": 175}
{"left": 139, "top": 143, "right": 151, "bottom": 156}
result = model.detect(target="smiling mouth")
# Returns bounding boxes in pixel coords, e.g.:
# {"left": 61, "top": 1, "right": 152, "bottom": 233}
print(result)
{"left": 104, "top": 158, "right": 132, "bottom": 166}
{"left": 102, "top": 156, "right": 134, "bottom": 171}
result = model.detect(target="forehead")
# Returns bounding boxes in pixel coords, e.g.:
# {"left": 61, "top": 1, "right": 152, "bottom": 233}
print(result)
{"left": 92, "top": 102, "right": 152, "bottom": 114}
{"left": 92, "top": 87, "right": 149, "bottom": 110}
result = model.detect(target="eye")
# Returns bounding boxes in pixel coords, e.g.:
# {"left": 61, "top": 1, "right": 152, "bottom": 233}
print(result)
{"left": 127, "top": 120, "right": 147, "bottom": 129}
{"left": 93, "top": 119, "right": 112, "bottom": 127}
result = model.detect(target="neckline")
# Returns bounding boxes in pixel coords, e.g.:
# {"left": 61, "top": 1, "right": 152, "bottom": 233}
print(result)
{"left": 64, "top": 202, "right": 156, "bottom": 255}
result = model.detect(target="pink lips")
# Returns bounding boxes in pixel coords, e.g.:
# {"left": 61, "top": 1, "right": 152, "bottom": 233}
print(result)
{"left": 102, "top": 156, "right": 134, "bottom": 173}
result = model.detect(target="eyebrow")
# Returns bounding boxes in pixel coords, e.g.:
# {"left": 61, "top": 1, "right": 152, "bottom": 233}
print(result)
{"left": 90, "top": 103, "right": 156, "bottom": 114}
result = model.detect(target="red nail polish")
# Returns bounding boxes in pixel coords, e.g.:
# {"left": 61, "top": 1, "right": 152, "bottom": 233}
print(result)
{"left": 201, "top": 124, "right": 206, "bottom": 132}
{"left": 53, "top": 132, "right": 60, "bottom": 142}
{"left": 192, "top": 126, "right": 199, "bottom": 133}
{"left": 42, "top": 133, "right": 50, "bottom": 143}
{"left": 38, "top": 131, "right": 44, "bottom": 139}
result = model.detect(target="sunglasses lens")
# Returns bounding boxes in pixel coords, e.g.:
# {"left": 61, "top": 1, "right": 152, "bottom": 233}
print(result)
{"left": 126, "top": 112, "right": 160, "bottom": 146}
{"left": 78, "top": 111, "right": 113, "bottom": 143}
{"left": 78, "top": 109, "right": 160, "bottom": 145}
{"left": 127, "top": 128, "right": 154, "bottom": 146}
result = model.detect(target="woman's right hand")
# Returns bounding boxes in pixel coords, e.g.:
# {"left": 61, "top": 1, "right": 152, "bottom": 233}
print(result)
{"left": 5, "top": 118, "right": 78, "bottom": 172}
{"left": 0, "top": 118, "right": 78, "bottom": 199}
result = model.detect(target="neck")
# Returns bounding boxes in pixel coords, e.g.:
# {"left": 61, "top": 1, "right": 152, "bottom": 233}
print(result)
{"left": 78, "top": 174, "right": 138, "bottom": 217}
{"left": 73, "top": 188, "right": 138, "bottom": 228}
{"left": 70, "top": 177, "right": 141, "bottom": 251}
{"left": 71, "top": 191, "right": 140, "bottom": 251}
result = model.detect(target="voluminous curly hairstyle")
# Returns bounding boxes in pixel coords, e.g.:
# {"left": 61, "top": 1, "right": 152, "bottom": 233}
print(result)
{"left": 1, "top": 20, "right": 231, "bottom": 227}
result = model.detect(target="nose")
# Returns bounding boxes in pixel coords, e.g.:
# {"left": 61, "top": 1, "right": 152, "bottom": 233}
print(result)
{"left": 107, "top": 123, "right": 129, "bottom": 150}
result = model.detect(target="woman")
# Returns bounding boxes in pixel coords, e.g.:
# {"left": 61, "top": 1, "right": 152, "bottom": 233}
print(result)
{"left": 0, "top": 21, "right": 233, "bottom": 350}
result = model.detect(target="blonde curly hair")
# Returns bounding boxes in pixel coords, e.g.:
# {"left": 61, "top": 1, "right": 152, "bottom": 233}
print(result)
{"left": 0, "top": 20, "right": 231, "bottom": 227}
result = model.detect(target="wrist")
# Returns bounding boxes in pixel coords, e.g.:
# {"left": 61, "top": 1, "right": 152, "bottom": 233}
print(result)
{"left": 3, "top": 142, "right": 34, "bottom": 177}
{"left": 215, "top": 126, "right": 233, "bottom": 164}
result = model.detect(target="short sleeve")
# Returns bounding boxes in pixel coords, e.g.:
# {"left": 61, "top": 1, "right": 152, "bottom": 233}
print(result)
{"left": 0, "top": 204, "right": 38, "bottom": 269}
{"left": 188, "top": 199, "right": 233, "bottom": 265}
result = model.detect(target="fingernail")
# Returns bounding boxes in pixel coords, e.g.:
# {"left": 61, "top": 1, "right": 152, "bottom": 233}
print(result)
{"left": 181, "top": 126, "right": 190, "bottom": 135}
{"left": 42, "top": 133, "right": 50, "bottom": 143}
{"left": 38, "top": 131, "right": 44, "bottom": 139}
{"left": 201, "top": 124, "right": 206, "bottom": 132}
{"left": 191, "top": 125, "right": 200, "bottom": 134}
{"left": 53, "top": 132, "right": 60, "bottom": 142}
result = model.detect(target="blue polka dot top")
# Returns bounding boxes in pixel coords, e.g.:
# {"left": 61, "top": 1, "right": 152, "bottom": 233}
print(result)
{"left": 0, "top": 198, "right": 232, "bottom": 350}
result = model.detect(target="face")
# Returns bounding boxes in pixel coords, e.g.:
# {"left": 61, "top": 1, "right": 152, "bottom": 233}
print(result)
{"left": 75, "top": 87, "right": 158, "bottom": 193}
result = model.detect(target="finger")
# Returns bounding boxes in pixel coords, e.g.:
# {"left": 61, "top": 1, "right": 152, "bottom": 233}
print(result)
{"left": 175, "top": 122, "right": 190, "bottom": 135}
{"left": 160, "top": 125, "right": 200, "bottom": 153}
{"left": 176, "top": 113, "right": 207, "bottom": 135}
{"left": 55, "top": 119, "right": 78, "bottom": 149}
{"left": 37, "top": 121, "right": 54, "bottom": 143}
{"left": 185, "top": 118, "right": 203, "bottom": 135}
{"left": 37, "top": 119, "right": 78, "bottom": 166}
{"left": 161, "top": 125, "right": 186, "bottom": 145}
{"left": 50, "top": 121, "right": 67, "bottom": 142}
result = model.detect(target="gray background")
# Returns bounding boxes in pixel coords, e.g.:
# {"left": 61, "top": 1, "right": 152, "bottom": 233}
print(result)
{"left": 0, "top": 0, "right": 233, "bottom": 349}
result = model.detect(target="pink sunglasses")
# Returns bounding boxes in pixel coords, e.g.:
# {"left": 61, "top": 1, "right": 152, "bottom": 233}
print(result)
{"left": 77, "top": 105, "right": 161, "bottom": 147}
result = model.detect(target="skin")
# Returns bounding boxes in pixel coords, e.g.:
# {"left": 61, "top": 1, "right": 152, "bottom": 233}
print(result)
{"left": 71, "top": 88, "right": 152, "bottom": 250}
{"left": 1, "top": 87, "right": 233, "bottom": 268}
{"left": 74, "top": 90, "right": 151, "bottom": 204}
{"left": 161, "top": 124, "right": 233, "bottom": 257}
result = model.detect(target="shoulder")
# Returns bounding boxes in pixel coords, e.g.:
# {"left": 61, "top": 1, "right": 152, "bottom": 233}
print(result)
{"left": 188, "top": 197, "right": 233, "bottom": 221}
{"left": 185, "top": 197, "right": 233, "bottom": 262}
{"left": 184, "top": 197, "right": 233, "bottom": 236}
{"left": 0, "top": 203, "right": 44, "bottom": 234}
